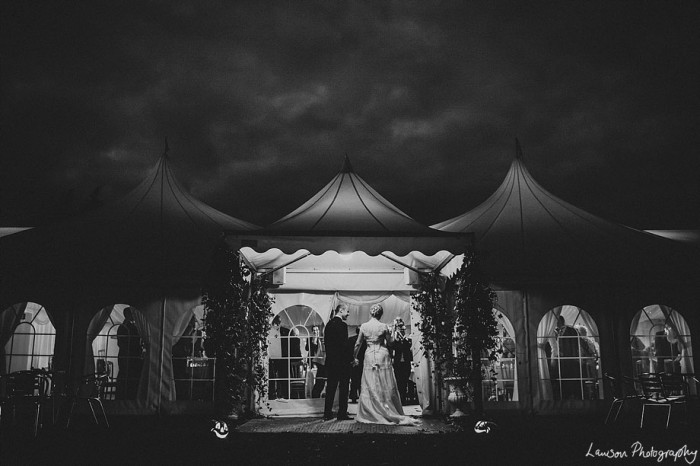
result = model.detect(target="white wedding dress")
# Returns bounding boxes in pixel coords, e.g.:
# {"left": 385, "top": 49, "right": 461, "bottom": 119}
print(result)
{"left": 355, "top": 318, "right": 421, "bottom": 425}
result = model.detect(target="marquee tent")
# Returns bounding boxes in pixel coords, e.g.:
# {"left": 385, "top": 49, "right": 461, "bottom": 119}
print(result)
{"left": 226, "top": 156, "right": 469, "bottom": 416}
{"left": 0, "top": 147, "right": 257, "bottom": 411}
{"left": 433, "top": 141, "right": 700, "bottom": 285}
{"left": 431, "top": 141, "right": 700, "bottom": 413}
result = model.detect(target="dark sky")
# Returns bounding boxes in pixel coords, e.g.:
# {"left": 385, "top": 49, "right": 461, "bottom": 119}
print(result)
{"left": 2, "top": 1, "right": 699, "bottom": 229}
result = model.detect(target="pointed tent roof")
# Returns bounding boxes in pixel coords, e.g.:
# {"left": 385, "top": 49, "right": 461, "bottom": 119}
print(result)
{"left": 433, "top": 140, "right": 700, "bottom": 284}
{"left": 227, "top": 156, "right": 468, "bottom": 260}
{"left": 1, "top": 146, "right": 258, "bottom": 302}
{"left": 269, "top": 155, "right": 433, "bottom": 233}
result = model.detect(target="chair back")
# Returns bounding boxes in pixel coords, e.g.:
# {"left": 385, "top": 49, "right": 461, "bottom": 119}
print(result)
{"left": 76, "top": 373, "right": 109, "bottom": 398}
{"left": 5, "top": 371, "right": 50, "bottom": 398}
{"left": 660, "top": 373, "right": 687, "bottom": 397}
{"left": 639, "top": 373, "right": 665, "bottom": 399}
{"left": 603, "top": 373, "right": 622, "bottom": 399}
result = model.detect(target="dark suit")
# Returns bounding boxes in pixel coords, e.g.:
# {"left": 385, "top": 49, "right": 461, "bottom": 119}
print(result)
{"left": 392, "top": 336, "right": 412, "bottom": 404}
{"left": 348, "top": 333, "right": 366, "bottom": 402}
{"left": 323, "top": 316, "right": 351, "bottom": 418}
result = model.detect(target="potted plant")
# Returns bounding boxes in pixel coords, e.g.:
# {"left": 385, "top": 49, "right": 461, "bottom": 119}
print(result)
{"left": 413, "top": 248, "right": 498, "bottom": 419}
{"left": 449, "top": 249, "right": 499, "bottom": 418}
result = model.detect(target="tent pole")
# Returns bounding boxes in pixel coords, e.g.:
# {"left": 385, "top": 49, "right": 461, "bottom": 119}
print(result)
{"left": 523, "top": 287, "right": 534, "bottom": 414}
{"left": 258, "top": 252, "right": 311, "bottom": 277}
{"left": 157, "top": 142, "right": 166, "bottom": 417}
{"left": 379, "top": 253, "right": 425, "bottom": 274}
{"left": 433, "top": 254, "right": 456, "bottom": 274}
{"left": 157, "top": 295, "right": 166, "bottom": 417}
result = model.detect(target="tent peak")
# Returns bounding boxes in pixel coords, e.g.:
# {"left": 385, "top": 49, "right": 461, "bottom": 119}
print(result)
{"left": 515, "top": 138, "right": 524, "bottom": 160}
{"left": 341, "top": 154, "right": 354, "bottom": 173}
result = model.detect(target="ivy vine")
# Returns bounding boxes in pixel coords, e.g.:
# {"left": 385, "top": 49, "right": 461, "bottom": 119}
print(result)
{"left": 202, "top": 239, "right": 273, "bottom": 418}
{"left": 451, "top": 249, "right": 499, "bottom": 416}
{"left": 412, "top": 248, "right": 498, "bottom": 416}
{"left": 413, "top": 271, "right": 454, "bottom": 387}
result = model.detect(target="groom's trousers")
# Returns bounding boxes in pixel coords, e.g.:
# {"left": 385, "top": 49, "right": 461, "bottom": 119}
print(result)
{"left": 324, "top": 364, "right": 350, "bottom": 417}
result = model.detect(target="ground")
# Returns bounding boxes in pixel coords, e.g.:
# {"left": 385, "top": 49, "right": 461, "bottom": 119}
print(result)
{"left": 1, "top": 407, "right": 699, "bottom": 465}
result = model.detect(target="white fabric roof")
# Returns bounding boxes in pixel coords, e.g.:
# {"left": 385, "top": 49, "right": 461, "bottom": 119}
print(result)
{"left": 433, "top": 142, "right": 700, "bottom": 284}
{"left": 1, "top": 150, "right": 257, "bottom": 298}
{"left": 228, "top": 156, "right": 469, "bottom": 271}
{"left": 645, "top": 230, "right": 700, "bottom": 246}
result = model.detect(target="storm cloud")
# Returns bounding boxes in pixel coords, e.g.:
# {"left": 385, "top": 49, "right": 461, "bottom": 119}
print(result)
{"left": 2, "top": 1, "right": 699, "bottom": 229}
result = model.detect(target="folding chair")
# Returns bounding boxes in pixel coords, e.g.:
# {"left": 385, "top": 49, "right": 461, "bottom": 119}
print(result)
{"left": 603, "top": 373, "right": 636, "bottom": 424}
{"left": 66, "top": 373, "right": 110, "bottom": 428}
{"left": 2, "top": 370, "right": 51, "bottom": 437}
{"left": 639, "top": 372, "right": 687, "bottom": 429}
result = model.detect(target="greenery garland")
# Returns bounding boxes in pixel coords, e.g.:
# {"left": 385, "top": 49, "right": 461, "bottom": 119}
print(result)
{"left": 412, "top": 248, "right": 498, "bottom": 416}
{"left": 202, "top": 239, "right": 273, "bottom": 417}
{"left": 451, "top": 249, "right": 498, "bottom": 416}
{"left": 413, "top": 271, "right": 454, "bottom": 398}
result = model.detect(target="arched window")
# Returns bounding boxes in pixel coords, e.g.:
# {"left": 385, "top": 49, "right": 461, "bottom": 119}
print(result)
{"left": 86, "top": 304, "right": 144, "bottom": 400}
{"left": 267, "top": 305, "right": 324, "bottom": 400}
{"left": 630, "top": 305, "right": 694, "bottom": 378}
{"left": 537, "top": 305, "right": 602, "bottom": 401}
{"left": 172, "top": 304, "right": 214, "bottom": 401}
{"left": 2, "top": 302, "right": 56, "bottom": 373}
{"left": 481, "top": 310, "right": 518, "bottom": 403}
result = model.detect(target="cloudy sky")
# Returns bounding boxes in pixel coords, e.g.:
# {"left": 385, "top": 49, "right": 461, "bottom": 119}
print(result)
{"left": 2, "top": 1, "right": 699, "bottom": 229}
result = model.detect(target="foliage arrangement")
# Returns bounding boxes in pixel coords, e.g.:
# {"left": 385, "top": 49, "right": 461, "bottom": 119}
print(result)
{"left": 450, "top": 249, "right": 499, "bottom": 416}
{"left": 412, "top": 248, "right": 498, "bottom": 416}
{"left": 412, "top": 270, "right": 454, "bottom": 411}
{"left": 202, "top": 239, "right": 273, "bottom": 418}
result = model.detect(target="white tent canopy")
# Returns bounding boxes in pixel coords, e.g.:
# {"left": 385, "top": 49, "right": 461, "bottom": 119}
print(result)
{"left": 1, "top": 146, "right": 258, "bottom": 412}
{"left": 226, "top": 156, "right": 465, "bottom": 416}
{"left": 433, "top": 141, "right": 700, "bottom": 284}
{"left": 227, "top": 156, "right": 469, "bottom": 261}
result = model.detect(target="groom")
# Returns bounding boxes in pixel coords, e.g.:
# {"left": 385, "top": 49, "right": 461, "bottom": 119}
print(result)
{"left": 323, "top": 303, "right": 353, "bottom": 421}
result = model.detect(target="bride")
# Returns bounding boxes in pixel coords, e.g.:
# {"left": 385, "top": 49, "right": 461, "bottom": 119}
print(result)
{"left": 352, "top": 304, "right": 420, "bottom": 425}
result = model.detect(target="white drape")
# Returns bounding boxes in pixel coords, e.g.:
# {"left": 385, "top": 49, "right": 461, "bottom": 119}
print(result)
{"left": 338, "top": 293, "right": 411, "bottom": 329}
{"left": 85, "top": 306, "right": 113, "bottom": 375}
{"left": 665, "top": 308, "right": 694, "bottom": 374}
{"left": 497, "top": 311, "right": 519, "bottom": 401}
{"left": 410, "top": 296, "right": 435, "bottom": 413}
{"left": 536, "top": 311, "right": 558, "bottom": 401}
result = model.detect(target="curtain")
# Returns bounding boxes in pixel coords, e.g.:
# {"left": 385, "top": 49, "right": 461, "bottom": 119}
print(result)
{"left": 169, "top": 310, "right": 196, "bottom": 400}
{"left": 536, "top": 311, "right": 559, "bottom": 400}
{"left": 84, "top": 307, "right": 113, "bottom": 375}
{"left": 497, "top": 312, "right": 518, "bottom": 402}
{"left": 665, "top": 308, "right": 694, "bottom": 374}
{"left": 271, "top": 293, "right": 335, "bottom": 323}
{"left": 337, "top": 292, "right": 411, "bottom": 329}
{"left": 171, "top": 311, "right": 195, "bottom": 347}
{"left": 0, "top": 303, "right": 27, "bottom": 374}
{"left": 133, "top": 294, "right": 200, "bottom": 408}
{"left": 32, "top": 307, "right": 55, "bottom": 370}
{"left": 410, "top": 297, "right": 435, "bottom": 413}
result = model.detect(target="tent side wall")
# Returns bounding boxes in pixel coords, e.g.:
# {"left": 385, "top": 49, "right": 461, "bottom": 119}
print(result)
{"left": 491, "top": 282, "right": 699, "bottom": 415}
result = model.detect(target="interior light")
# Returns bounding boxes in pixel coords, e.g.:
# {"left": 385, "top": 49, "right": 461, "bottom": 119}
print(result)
{"left": 340, "top": 253, "right": 353, "bottom": 261}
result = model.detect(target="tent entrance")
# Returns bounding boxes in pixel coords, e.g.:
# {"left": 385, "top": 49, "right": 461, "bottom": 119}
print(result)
{"left": 239, "top": 247, "right": 457, "bottom": 417}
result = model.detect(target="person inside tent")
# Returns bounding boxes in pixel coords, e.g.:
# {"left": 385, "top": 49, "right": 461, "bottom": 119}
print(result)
{"left": 307, "top": 325, "right": 326, "bottom": 398}
{"left": 117, "top": 307, "right": 143, "bottom": 400}
{"left": 548, "top": 315, "right": 581, "bottom": 400}
{"left": 391, "top": 318, "right": 413, "bottom": 405}
{"left": 653, "top": 324, "right": 686, "bottom": 373}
